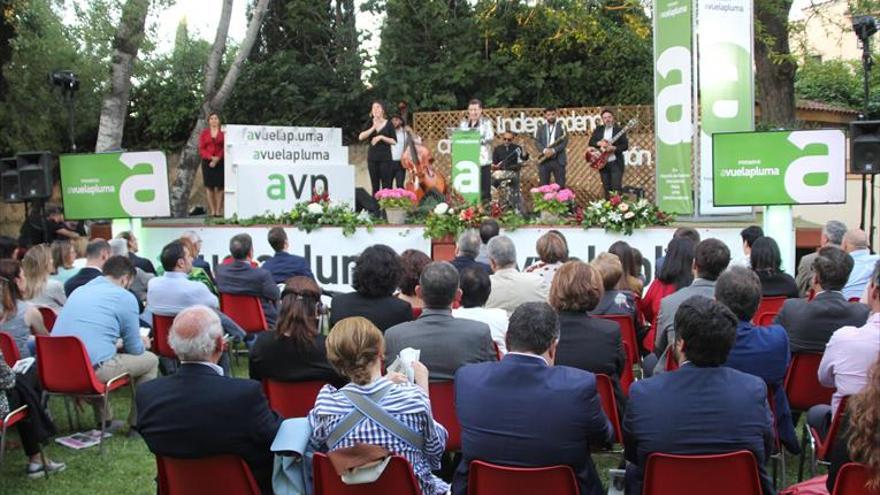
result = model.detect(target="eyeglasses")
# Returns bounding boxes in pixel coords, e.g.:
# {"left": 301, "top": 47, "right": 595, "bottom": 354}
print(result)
{"left": 503, "top": 138, "right": 512, "bottom": 142}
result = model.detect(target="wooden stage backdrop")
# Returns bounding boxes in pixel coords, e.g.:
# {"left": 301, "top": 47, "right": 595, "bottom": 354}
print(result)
{"left": 413, "top": 105, "right": 655, "bottom": 207}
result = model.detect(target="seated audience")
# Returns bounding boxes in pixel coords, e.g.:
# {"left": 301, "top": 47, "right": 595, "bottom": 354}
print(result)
{"left": 386, "top": 262, "right": 495, "bottom": 381}
{"left": 551, "top": 261, "right": 626, "bottom": 409}
{"left": 452, "top": 266, "right": 509, "bottom": 354}
{"left": 717, "top": 266, "right": 798, "bottom": 453}
{"left": 181, "top": 230, "right": 213, "bottom": 281}
{"left": 474, "top": 218, "right": 499, "bottom": 266}
{"left": 117, "top": 231, "right": 156, "bottom": 274}
{"left": 329, "top": 244, "right": 412, "bottom": 332}
{"left": 750, "top": 236, "right": 798, "bottom": 298}
{"left": 249, "top": 276, "right": 345, "bottom": 387}
{"left": 654, "top": 238, "right": 730, "bottom": 359}
{"left": 53, "top": 255, "right": 158, "bottom": 428}
{"left": 826, "top": 360, "right": 880, "bottom": 491}
{"left": 216, "top": 233, "right": 280, "bottom": 328}
{"left": 260, "top": 227, "right": 313, "bottom": 284}
{"left": 0, "top": 235, "right": 16, "bottom": 260}
{"left": 64, "top": 239, "right": 110, "bottom": 297}
{"left": 450, "top": 230, "right": 491, "bottom": 275}
{"left": 309, "top": 317, "right": 449, "bottom": 495}
{"left": 775, "top": 246, "right": 869, "bottom": 353}
{"left": 736, "top": 225, "right": 763, "bottom": 267}
{"left": 623, "top": 296, "right": 775, "bottom": 495}
{"left": 485, "top": 235, "right": 548, "bottom": 316}
{"left": 841, "top": 229, "right": 879, "bottom": 300}
{"left": 71, "top": 237, "right": 88, "bottom": 269}
{"left": 454, "top": 302, "right": 613, "bottom": 495}
{"left": 0, "top": 260, "right": 49, "bottom": 358}
{"left": 524, "top": 230, "right": 568, "bottom": 284}
{"left": 638, "top": 237, "right": 695, "bottom": 351}
{"left": 795, "top": 220, "right": 846, "bottom": 297}
{"left": 631, "top": 247, "right": 645, "bottom": 285}
{"left": 397, "top": 249, "right": 431, "bottom": 310}
{"left": 136, "top": 306, "right": 281, "bottom": 495}
{"left": 806, "top": 260, "right": 879, "bottom": 438}
{"left": 179, "top": 236, "right": 217, "bottom": 294}
{"left": 0, "top": 281, "right": 64, "bottom": 477}
{"left": 609, "top": 240, "right": 643, "bottom": 295}
{"left": 109, "top": 238, "right": 153, "bottom": 305}
{"left": 653, "top": 227, "right": 699, "bottom": 278}
{"left": 590, "top": 252, "right": 637, "bottom": 318}
{"left": 50, "top": 240, "right": 80, "bottom": 283}
{"left": 21, "top": 244, "right": 66, "bottom": 312}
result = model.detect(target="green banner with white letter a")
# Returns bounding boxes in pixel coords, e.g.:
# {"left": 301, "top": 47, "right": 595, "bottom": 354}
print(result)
{"left": 451, "top": 130, "right": 482, "bottom": 205}
{"left": 653, "top": 0, "right": 694, "bottom": 214}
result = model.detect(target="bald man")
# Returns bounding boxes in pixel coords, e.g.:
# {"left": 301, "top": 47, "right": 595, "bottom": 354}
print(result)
{"left": 136, "top": 306, "right": 281, "bottom": 494}
{"left": 841, "top": 229, "right": 879, "bottom": 300}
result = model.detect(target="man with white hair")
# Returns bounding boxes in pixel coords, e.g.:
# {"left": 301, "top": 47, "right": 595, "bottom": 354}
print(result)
{"left": 181, "top": 230, "right": 213, "bottom": 280}
{"left": 450, "top": 229, "right": 491, "bottom": 274}
{"left": 841, "top": 229, "right": 879, "bottom": 300}
{"left": 484, "top": 235, "right": 548, "bottom": 316}
{"left": 136, "top": 306, "right": 281, "bottom": 495}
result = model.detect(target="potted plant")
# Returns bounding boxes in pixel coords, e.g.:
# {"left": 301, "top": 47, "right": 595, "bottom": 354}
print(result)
{"left": 530, "top": 183, "right": 575, "bottom": 224}
{"left": 374, "top": 188, "right": 417, "bottom": 224}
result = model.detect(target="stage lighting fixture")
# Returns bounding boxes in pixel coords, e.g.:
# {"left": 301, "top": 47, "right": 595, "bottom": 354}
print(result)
{"left": 853, "top": 15, "right": 877, "bottom": 41}
{"left": 48, "top": 70, "right": 80, "bottom": 92}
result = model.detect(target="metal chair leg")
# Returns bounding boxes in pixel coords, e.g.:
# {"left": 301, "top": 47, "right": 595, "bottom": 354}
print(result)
{"left": 99, "top": 392, "right": 110, "bottom": 455}
{"left": 62, "top": 396, "right": 74, "bottom": 432}
{"left": 0, "top": 422, "right": 7, "bottom": 466}
{"left": 797, "top": 423, "right": 809, "bottom": 481}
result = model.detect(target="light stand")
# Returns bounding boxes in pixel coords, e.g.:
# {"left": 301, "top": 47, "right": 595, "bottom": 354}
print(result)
{"left": 49, "top": 70, "right": 79, "bottom": 153}
{"left": 854, "top": 16, "right": 878, "bottom": 249}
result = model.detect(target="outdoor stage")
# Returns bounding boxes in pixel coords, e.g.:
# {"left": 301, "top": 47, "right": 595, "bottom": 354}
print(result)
{"left": 135, "top": 216, "right": 824, "bottom": 292}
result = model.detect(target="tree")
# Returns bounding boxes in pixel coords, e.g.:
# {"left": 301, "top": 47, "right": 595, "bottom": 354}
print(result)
{"left": 754, "top": 0, "right": 797, "bottom": 127}
{"left": 94, "top": 0, "right": 150, "bottom": 152}
{"left": 169, "top": 0, "right": 272, "bottom": 217}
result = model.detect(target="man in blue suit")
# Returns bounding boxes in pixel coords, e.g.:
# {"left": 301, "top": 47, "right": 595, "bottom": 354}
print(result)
{"left": 216, "top": 233, "right": 280, "bottom": 327}
{"left": 260, "top": 227, "right": 314, "bottom": 284}
{"left": 454, "top": 302, "right": 612, "bottom": 495}
{"left": 623, "top": 296, "right": 775, "bottom": 495}
{"left": 136, "top": 306, "right": 282, "bottom": 495}
{"left": 717, "top": 266, "right": 799, "bottom": 455}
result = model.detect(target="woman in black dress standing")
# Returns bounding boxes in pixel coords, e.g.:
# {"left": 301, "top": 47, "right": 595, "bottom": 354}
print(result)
{"left": 198, "top": 112, "right": 225, "bottom": 216}
{"left": 358, "top": 101, "right": 397, "bottom": 194}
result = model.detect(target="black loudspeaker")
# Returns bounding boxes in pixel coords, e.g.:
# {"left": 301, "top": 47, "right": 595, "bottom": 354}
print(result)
{"left": 1, "top": 157, "right": 20, "bottom": 203}
{"left": 850, "top": 120, "right": 880, "bottom": 175}
{"left": 354, "top": 187, "right": 380, "bottom": 214}
{"left": 16, "top": 151, "right": 53, "bottom": 200}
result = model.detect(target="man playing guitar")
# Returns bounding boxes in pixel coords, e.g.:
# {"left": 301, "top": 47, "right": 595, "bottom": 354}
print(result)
{"left": 588, "top": 108, "right": 629, "bottom": 199}
{"left": 534, "top": 107, "right": 569, "bottom": 187}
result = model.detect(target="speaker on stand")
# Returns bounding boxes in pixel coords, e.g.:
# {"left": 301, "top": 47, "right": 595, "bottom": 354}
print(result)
{"left": 1, "top": 157, "right": 21, "bottom": 203}
{"left": 850, "top": 120, "right": 880, "bottom": 250}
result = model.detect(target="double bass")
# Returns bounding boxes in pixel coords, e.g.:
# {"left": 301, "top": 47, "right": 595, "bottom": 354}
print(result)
{"left": 401, "top": 129, "right": 446, "bottom": 201}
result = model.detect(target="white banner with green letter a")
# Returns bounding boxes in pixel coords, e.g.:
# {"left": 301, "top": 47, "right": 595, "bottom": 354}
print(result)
{"left": 653, "top": 0, "right": 694, "bottom": 214}
{"left": 451, "top": 129, "right": 482, "bottom": 205}
{"left": 697, "top": 0, "right": 754, "bottom": 215}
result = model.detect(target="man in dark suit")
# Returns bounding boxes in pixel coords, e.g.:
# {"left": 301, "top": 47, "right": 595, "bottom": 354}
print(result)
{"left": 454, "top": 302, "right": 612, "bottom": 495}
{"left": 260, "top": 227, "right": 314, "bottom": 284}
{"left": 623, "top": 296, "right": 775, "bottom": 495}
{"left": 449, "top": 230, "right": 491, "bottom": 275}
{"left": 216, "top": 233, "right": 281, "bottom": 327}
{"left": 385, "top": 261, "right": 496, "bottom": 381}
{"left": 117, "top": 231, "right": 156, "bottom": 274}
{"left": 64, "top": 239, "right": 111, "bottom": 296}
{"left": 534, "top": 107, "right": 569, "bottom": 187}
{"left": 774, "top": 245, "right": 869, "bottom": 353}
{"left": 588, "top": 108, "right": 630, "bottom": 198}
{"left": 136, "top": 306, "right": 282, "bottom": 495}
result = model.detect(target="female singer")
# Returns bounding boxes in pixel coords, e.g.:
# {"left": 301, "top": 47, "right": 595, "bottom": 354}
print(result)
{"left": 458, "top": 99, "right": 495, "bottom": 204}
{"left": 359, "top": 101, "right": 397, "bottom": 194}
{"left": 199, "top": 112, "right": 225, "bottom": 217}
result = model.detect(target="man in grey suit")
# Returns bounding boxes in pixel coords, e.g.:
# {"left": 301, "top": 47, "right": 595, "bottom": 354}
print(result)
{"left": 795, "top": 220, "right": 846, "bottom": 298}
{"left": 534, "top": 107, "right": 569, "bottom": 187}
{"left": 216, "top": 233, "right": 280, "bottom": 328}
{"left": 650, "top": 238, "right": 731, "bottom": 375}
{"left": 385, "top": 261, "right": 497, "bottom": 381}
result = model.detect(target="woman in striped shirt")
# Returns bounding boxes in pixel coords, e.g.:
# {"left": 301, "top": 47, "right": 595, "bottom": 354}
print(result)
{"left": 308, "top": 316, "right": 449, "bottom": 495}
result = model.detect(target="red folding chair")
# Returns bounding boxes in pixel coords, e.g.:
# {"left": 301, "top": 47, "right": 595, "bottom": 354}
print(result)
{"left": 643, "top": 450, "right": 763, "bottom": 495}
{"left": 411, "top": 307, "right": 423, "bottom": 319}
{"left": 467, "top": 460, "right": 579, "bottom": 495}
{"left": 784, "top": 352, "right": 836, "bottom": 481}
{"left": 595, "top": 374, "right": 623, "bottom": 445}
{"left": 664, "top": 348, "right": 680, "bottom": 372}
{"left": 802, "top": 397, "right": 849, "bottom": 481}
{"left": 312, "top": 452, "right": 422, "bottom": 495}
{"left": 220, "top": 293, "right": 268, "bottom": 333}
{"left": 595, "top": 314, "right": 640, "bottom": 366}
{"left": 621, "top": 341, "right": 635, "bottom": 395}
{"left": 751, "top": 296, "right": 786, "bottom": 326}
{"left": 37, "top": 306, "right": 57, "bottom": 333}
{"left": 0, "top": 332, "right": 20, "bottom": 367}
{"left": 151, "top": 314, "right": 177, "bottom": 360}
{"left": 157, "top": 455, "right": 261, "bottom": 495}
{"left": 1, "top": 405, "right": 45, "bottom": 469}
{"left": 429, "top": 381, "right": 461, "bottom": 452}
{"left": 262, "top": 379, "right": 326, "bottom": 418}
{"left": 35, "top": 335, "right": 134, "bottom": 453}
{"left": 847, "top": 297, "right": 862, "bottom": 303}
{"left": 832, "top": 462, "right": 880, "bottom": 495}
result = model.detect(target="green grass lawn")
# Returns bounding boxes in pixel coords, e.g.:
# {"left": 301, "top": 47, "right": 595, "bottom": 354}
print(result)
{"left": 0, "top": 361, "right": 824, "bottom": 494}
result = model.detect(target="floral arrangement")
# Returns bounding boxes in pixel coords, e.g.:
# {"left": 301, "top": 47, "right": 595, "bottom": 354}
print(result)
{"left": 423, "top": 201, "right": 484, "bottom": 240}
{"left": 209, "top": 199, "right": 373, "bottom": 237}
{"left": 582, "top": 194, "right": 673, "bottom": 235}
{"left": 530, "top": 183, "right": 576, "bottom": 217}
{"left": 374, "top": 188, "right": 417, "bottom": 210}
